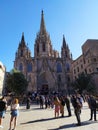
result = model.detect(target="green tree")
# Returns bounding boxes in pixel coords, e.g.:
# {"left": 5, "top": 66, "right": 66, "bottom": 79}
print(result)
{"left": 6, "top": 69, "right": 28, "bottom": 96}
{"left": 72, "top": 73, "right": 96, "bottom": 94}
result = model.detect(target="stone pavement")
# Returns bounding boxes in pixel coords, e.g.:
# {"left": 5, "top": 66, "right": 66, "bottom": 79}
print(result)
{"left": 1, "top": 102, "right": 98, "bottom": 130}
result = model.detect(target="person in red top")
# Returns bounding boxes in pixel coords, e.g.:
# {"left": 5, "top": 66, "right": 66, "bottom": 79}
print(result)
{"left": 53, "top": 96, "right": 60, "bottom": 118}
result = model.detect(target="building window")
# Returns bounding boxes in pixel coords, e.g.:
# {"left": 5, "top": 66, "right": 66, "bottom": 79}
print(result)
{"left": 19, "top": 63, "right": 23, "bottom": 71}
{"left": 74, "top": 69, "right": 76, "bottom": 74}
{"left": 57, "top": 63, "right": 62, "bottom": 73}
{"left": 66, "top": 63, "right": 70, "bottom": 72}
{"left": 65, "top": 51, "right": 67, "bottom": 58}
{"left": 96, "top": 68, "right": 98, "bottom": 72}
{"left": 43, "top": 42, "right": 45, "bottom": 52}
{"left": 83, "top": 59, "right": 86, "bottom": 64}
{"left": 75, "top": 76, "right": 77, "bottom": 80}
{"left": 94, "top": 58, "right": 96, "bottom": 62}
{"left": 81, "top": 64, "right": 83, "bottom": 69}
{"left": 37, "top": 44, "right": 39, "bottom": 53}
{"left": 20, "top": 50, "right": 23, "bottom": 57}
{"left": 27, "top": 63, "right": 32, "bottom": 72}
{"left": 77, "top": 67, "right": 79, "bottom": 72}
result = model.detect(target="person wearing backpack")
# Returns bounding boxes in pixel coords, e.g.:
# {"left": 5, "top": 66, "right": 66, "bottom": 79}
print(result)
{"left": 0, "top": 96, "right": 7, "bottom": 128}
{"left": 71, "top": 94, "right": 82, "bottom": 126}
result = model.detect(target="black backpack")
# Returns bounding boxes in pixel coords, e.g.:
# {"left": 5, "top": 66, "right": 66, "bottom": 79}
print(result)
{"left": 61, "top": 100, "right": 65, "bottom": 106}
{"left": 0, "top": 101, "right": 6, "bottom": 111}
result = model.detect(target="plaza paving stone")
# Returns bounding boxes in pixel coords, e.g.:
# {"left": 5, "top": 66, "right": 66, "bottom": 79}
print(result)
{"left": 1, "top": 102, "right": 98, "bottom": 130}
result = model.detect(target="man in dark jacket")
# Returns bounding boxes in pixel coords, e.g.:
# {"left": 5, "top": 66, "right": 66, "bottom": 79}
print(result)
{"left": 88, "top": 95, "right": 97, "bottom": 121}
{"left": 64, "top": 96, "right": 72, "bottom": 117}
{"left": 71, "top": 95, "right": 82, "bottom": 126}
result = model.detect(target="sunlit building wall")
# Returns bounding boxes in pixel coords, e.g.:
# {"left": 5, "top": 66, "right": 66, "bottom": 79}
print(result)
{"left": 72, "top": 39, "right": 98, "bottom": 90}
{"left": 0, "top": 61, "right": 6, "bottom": 95}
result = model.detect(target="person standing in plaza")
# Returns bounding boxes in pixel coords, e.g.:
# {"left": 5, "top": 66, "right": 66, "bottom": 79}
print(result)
{"left": 71, "top": 95, "right": 82, "bottom": 126}
{"left": 64, "top": 96, "right": 72, "bottom": 117}
{"left": 53, "top": 96, "right": 60, "bottom": 118}
{"left": 26, "top": 96, "right": 31, "bottom": 109}
{"left": 0, "top": 96, "right": 7, "bottom": 128}
{"left": 88, "top": 95, "right": 97, "bottom": 121}
{"left": 9, "top": 98, "right": 19, "bottom": 130}
{"left": 39, "top": 95, "right": 44, "bottom": 109}
{"left": 59, "top": 96, "right": 65, "bottom": 117}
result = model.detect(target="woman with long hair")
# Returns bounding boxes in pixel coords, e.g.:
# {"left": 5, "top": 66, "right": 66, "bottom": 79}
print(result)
{"left": 53, "top": 96, "right": 60, "bottom": 118}
{"left": 9, "top": 98, "right": 19, "bottom": 130}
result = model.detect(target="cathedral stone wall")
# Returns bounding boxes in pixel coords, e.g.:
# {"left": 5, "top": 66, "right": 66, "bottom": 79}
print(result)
{"left": 13, "top": 12, "right": 98, "bottom": 95}
{"left": 14, "top": 11, "right": 72, "bottom": 95}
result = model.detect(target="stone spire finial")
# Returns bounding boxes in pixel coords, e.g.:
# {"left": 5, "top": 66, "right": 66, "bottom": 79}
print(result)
{"left": 62, "top": 35, "right": 67, "bottom": 48}
{"left": 19, "top": 32, "right": 26, "bottom": 47}
{"left": 21, "top": 32, "right": 25, "bottom": 41}
{"left": 40, "top": 10, "right": 47, "bottom": 34}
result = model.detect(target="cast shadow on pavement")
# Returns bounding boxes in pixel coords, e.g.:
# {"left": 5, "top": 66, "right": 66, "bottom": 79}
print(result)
{"left": 20, "top": 116, "right": 68, "bottom": 125}
{"left": 48, "top": 120, "right": 97, "bottom": 130}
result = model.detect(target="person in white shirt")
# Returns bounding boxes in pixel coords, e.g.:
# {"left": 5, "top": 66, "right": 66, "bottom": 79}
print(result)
{"left": 9, "top": 98, "right": 19, "bottom": 130}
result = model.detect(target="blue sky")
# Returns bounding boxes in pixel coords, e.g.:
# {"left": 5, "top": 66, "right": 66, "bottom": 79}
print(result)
{"left": 0, "top": 0, "right": 98, "bottom": 72}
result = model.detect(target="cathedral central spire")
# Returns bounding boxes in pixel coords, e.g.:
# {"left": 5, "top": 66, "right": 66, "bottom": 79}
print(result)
{"left": 21, "top": 32, "right": 25, "bottom": 42}
{"left": 62, "top": 35, "right": 67, "bottom": 48}
{"left": 40, "top": 10, "right": 47, "bottom": 35}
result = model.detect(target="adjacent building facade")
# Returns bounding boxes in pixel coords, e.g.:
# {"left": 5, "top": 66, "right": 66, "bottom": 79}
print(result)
{"left": 0, "top": 61, "right": 6, "bottom": 95}
{"left": 14, "top": 11, "right": 73, "bottom": 95}
{"left": 72, "top": 39, "right": 98, "bottom": 90}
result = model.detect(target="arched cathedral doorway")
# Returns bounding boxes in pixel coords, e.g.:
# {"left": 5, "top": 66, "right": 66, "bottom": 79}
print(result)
{"left": 37, "top": 72, "right": 49, "bottom": 95}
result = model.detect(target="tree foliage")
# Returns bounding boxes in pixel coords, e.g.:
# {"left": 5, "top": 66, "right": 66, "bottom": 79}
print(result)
{"left": 72, "top": 73, "right": 96, "bottom": 94}
{"left": 6, "top": 69, "right": 28, "bottom": 96}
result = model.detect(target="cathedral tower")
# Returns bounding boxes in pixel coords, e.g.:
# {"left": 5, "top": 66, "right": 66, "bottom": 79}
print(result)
{"left": 34, "top": 10, "right": 57, "bottom": 58}
{"left": 14, "top": 33, "right": 32, "bottom": 74}
{"left": 61, "top": 35, "right": 72, "bottom": 60}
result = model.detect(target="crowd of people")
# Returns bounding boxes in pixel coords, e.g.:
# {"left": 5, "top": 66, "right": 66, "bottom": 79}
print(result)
{"left": 37, "top": 94, "right": 82, "bottom": 125}
{"left": 0, "top": 93, "right": 97, "bottom": 129}
{"left": 26, "top": 92, "right": 98, "bottom": 126}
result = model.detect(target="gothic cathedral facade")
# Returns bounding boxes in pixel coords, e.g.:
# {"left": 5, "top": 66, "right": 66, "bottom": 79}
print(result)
{"left": 14, "top": 11, "right": 73, "bottom": 95}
